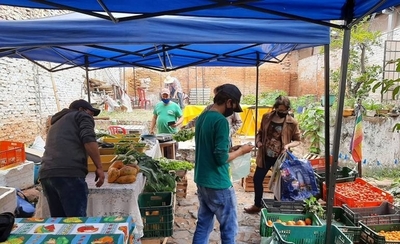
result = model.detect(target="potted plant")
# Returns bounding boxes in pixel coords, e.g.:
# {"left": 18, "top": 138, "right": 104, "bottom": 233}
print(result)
{"left": 363, "top": 99, "right": 379, "bottom": 117}
{"left": 343, "top": 97, "right": 356, "bottom": 117}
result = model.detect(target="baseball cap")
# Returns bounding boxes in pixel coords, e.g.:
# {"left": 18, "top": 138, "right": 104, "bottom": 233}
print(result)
{"left": 219, "top": 84, "right": 243, "bottom": 112}
{"left": 69, "top": 99, "right": 101, "bottom": 116}
{"left": 161, "top": 88, "right": 170, "bottom": 95}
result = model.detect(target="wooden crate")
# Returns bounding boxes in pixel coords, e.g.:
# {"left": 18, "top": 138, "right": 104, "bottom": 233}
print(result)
{"left": 241, "top": 174, "right": 272, "bottom": 192}
{"left": 176, "top": 176, "right": 188, "bottom": 198}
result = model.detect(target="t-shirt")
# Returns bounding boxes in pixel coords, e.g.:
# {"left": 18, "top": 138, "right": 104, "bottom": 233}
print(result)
{"left": 265, "top": 121, "right": 283, "bottom": 158}
{"left": 153, "top": 101, "right": 182, "bottom": 134}
{"left": 194, "top": 110, "right": 231, "bottom": 189}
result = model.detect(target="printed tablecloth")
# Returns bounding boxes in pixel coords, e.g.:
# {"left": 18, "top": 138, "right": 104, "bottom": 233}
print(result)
{"left": 5, "top": 216, "right": 137, "bottom": 244}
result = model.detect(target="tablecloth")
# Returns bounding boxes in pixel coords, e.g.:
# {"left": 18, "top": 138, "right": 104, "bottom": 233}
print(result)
{"left": 182, "top": 105, "right": 272, "bottom": 136}
{"left": 7, "top": 216, "right": 135, "bottom": 244}
{"left": 35, "top": 173, "right": 146, "bottom": 239}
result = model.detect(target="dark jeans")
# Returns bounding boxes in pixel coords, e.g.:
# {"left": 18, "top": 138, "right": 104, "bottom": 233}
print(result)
{"left": 253, "top": 156, "right": 277, "bottom": 207}
{"left": 41, "top": 177, "right": 89, "bottom": 217}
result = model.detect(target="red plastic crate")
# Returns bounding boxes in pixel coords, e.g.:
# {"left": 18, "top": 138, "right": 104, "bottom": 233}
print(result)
{"left": 0, "top": 141, "right": 25, "bottom": 169}
{"left": 323, "top": 178, "right": 394, "bottom": 208}
{"left": 308, "top": 155, "right": 333, "bottom": 171}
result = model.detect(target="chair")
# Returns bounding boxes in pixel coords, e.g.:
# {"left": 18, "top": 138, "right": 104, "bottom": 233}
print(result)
{"left": 137, "top": 88, "right": 151, "bottom": 109}
{"left": 108, "top": 126, "right": 127, "bottom": 135}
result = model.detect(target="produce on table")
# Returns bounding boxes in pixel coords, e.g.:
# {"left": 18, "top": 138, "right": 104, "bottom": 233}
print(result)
{"left": 107, "top": 153, "right": 140, "bottom": 184}
{"left": 303, "top": 196, "right": 325, "bottom": 218}
{"left": 266, "top": 218, "right": 312, "bottom": 227}
{"left": 173, "top": 128, "right": 195, "bottom": 142}
{"left": 158, "top": 157, "right": 194, "bottom": 171}
{"left": 378, "top": 230, "right": 400, "bottom": 241}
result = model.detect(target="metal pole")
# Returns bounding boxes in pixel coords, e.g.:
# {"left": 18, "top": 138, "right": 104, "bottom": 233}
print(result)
{"left": 325, "top": 28, "right": 352, "bottom": 244}
{"left": 255, "top": 53, "right": 260, "bottom": 147}
{"left": 323, "top": 44, "right": 330, "bottom": 207}
{"left": 85, "top": 56, "right": 90, "bottom": 103}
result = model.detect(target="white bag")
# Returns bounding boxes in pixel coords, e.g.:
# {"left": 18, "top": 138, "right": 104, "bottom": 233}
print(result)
{"left": 230, "top": 152, "right": 251, "bottom": 182}
{"left": 268, "top": 153, "right": 286, "bottom": 201}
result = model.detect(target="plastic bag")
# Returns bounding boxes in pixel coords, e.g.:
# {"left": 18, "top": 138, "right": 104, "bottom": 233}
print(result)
{"left": 15, "top": 189, "right": 35, "bottom": 218}
{"left": 268, "top": 154, "right": 286, "bottom": 201}
{"left": 280, "top": 152, "right": 319, "bottom": 201}
{"left": 230, "top": 152, "right": 251, "bottom": 182}
{"left": 0, "top": 212, "right": 14, "bottom": 242}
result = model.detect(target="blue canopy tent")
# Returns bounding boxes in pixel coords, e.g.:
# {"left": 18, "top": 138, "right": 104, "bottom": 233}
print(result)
{"left": 1, "top": 0, "right": 399, "bottom": 28}
{"left": 0, "top": 13, "right": 329, "bottom": 72}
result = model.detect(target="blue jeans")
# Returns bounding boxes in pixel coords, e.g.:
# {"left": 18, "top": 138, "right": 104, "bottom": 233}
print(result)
{"left": 41, "top": 177, "right": 89, "bottom": 217}
{"left": 193, "top": 186, "right": 238, "bottom": 244}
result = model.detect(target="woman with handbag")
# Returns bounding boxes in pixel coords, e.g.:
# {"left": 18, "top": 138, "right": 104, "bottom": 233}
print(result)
{"left": 244, "top": 95, "right": 301, "bottom": 214}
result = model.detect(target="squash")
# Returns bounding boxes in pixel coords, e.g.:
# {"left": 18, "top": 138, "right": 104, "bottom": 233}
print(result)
{"left": 116, "top": 175, "right": 137, "bottom": 184}
{"left": 110, "top": 160, "right": 124, "bottom": 169}
{"left": 119, "top": 165, "right": 138, "bottom": 176}
{"left": 107, "top": 167, "right": 120, "bottom": 183}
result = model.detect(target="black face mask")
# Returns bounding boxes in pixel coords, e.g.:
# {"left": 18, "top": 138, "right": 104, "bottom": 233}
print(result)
{"left": 223, "top": 102, "right": 234, "bottom": 117}
{"left": 277, "top": 112, "right": 288, "bottom": 118}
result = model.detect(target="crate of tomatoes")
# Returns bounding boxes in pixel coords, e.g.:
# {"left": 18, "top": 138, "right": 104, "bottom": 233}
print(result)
{"left": 323, "top": 178, "right": 394, "bottom": 208}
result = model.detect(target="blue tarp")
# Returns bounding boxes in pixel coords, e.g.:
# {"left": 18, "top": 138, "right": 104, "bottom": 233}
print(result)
{"left": 0, "top": 13, "right": 329, "bottom": 71}
{"left": 1, "top": 0, "right": 399, "bottom": 24}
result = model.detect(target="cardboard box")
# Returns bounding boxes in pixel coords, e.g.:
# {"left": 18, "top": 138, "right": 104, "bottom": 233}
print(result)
{"left": 0, "top": 186, "right": 16, "bottom": 213}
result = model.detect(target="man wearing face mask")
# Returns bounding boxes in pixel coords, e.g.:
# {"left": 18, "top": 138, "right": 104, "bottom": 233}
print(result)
{"left": 244, "top": 95, "right": 301, "bottom": 214}
{"left": 150, "top": 88, "right": 183, "bottom": 134}
{"left": 192, "top": 84, "right": 254, "bottom": 244}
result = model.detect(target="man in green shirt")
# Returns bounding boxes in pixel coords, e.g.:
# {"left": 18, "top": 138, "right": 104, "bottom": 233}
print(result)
{"left": 150, "top": 88, "right": 183, "bottom": 134}
{"left": 192, "top": 84, "right": 254, "bottom": 244}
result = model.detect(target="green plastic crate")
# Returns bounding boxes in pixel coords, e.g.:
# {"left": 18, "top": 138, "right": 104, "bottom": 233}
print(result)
{"left": 320, "top": 207, "right": 361, "bottom": 243}
{"left": 272, "top": 223, "right": 352, "bottom": 244}
{"left": 138, "top": 192, "right": 174, "bottom": 238}
{"left": 359, "top": 222, "right": 400, "bottom": 244}
{"left": 261, "top": 199, "right": 304, "bottom": 214}
{"left": 260, "top": 208, "right": 322, "bottom": 237}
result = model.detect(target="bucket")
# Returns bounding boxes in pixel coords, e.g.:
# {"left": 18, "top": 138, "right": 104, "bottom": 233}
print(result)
{"left": 33, "top": 162, "right": 41, "bottom": 184}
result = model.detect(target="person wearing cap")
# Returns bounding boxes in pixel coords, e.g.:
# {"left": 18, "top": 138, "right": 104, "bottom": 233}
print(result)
{"left": 150, "top": 88, "right": 183, "bottom": 135}
{"left": 183, "top": 84, "right": 243, "bottom": 145}
{"left": 39, "top": 99, "right": 105, "bottom": 217}
{"left": 192, "top": 84, "right": 254, "bottom": 244}
{"left": 244, "top": 95, "right": 301, "bottom": 214}
{"left": 164, "top": 76, "right": 184, "bottom": 109}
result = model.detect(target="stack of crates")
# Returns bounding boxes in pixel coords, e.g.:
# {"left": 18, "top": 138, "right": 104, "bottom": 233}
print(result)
{"left": 139, "top": 192, "right": 174, "bottom": 238}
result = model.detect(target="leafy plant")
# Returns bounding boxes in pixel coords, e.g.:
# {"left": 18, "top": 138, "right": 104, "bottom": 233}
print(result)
{"left": 241, "top": 94, "right": 256, "bottom": 105}
{"left": 298, "top": 106, "right": 325, "bottom": 154}
{"left": 258, "top": 90, "right": 288, "bottom": 106}
{"left": 303, "top": 196, "right": 325, "bottom": 218}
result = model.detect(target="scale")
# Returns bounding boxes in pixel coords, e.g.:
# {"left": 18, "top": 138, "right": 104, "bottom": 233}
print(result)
{"left": 156, "top": 133, "right": 173, "bottom": 142}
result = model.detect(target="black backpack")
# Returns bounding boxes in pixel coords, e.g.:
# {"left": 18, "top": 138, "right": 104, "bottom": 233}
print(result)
{"left": 0, "top": 212, "right": 15, "bottom": 242}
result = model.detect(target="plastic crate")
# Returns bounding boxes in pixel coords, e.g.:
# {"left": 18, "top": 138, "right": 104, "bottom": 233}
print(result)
{"left": 315, "top": 166, "right": 358, "bottom": 200}
{"left": 261, "top": 199, "right": 304, "bottom": 214}
{"left": 343, "top": 201, "right": 400, "bottom": 226}
{"left": 0, "top": 141, "right": 26, "bottom": 168}
{"left": 260, "top": 208, "right": 322, "bottom": 237}
{"left": 323, "top": 178, "right": 394, "bottom": 207}
{"left": 272, "top": 223, "right": 352, "bottom": 244}
{"left": 359, "top": 222, "right": 400, "bottom": 244}
{"left": 87, "top": 155, "right": 117, "bottom": 172}
{"left": 320, "top": 207, "right": 361, "bottom": 243}
{"left": 304, "top": 154, "right": 332, "bottom": 171}
{"left": 139, "top": 192, "right": 174, "bottom": 238}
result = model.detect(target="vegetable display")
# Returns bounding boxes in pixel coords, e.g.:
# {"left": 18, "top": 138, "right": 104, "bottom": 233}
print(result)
{"left": 173, "top": 129, "right": 195, "bottom": 142}
{"left": 107, "top": 154, "right": 140, "bottom": 184}
{"left": 158, "top": 157, "right": 194, "bottom": 171}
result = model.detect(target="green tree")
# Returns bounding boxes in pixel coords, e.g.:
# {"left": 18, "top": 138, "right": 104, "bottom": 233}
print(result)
{"left": 330, "top": 18, "right": 382, "bottom": 99}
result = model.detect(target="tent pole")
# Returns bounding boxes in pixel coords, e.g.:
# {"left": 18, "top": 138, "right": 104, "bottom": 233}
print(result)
{"left": 323, "top": 44, "right": 331, "bottom": 204}
{"left": 85, "top": 56, "right": 91, "bottom": 103}
{"left": 255, "top": 53, "right": 260, "bottom": 148}
{"left": 325, "top": 28, "right": 352, "bottom": 244}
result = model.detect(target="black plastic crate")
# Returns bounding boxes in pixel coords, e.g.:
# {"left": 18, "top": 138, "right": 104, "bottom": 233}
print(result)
{"left": 360, "top": 222, "right": 400, "bottom": 244}
{"left": 139, "top": 192, "right": 174, "bottom": 238}
{"left": 314, "top": 166, "right": 358, "bottom": 199}
{"left": 262, "top": 199, "right": 304, "bottom": 214}
{"left": 343, "top": 201, "right": 400, "bottom": 226}
{"left": 320, "top": 207, "right": 361, "bottom": 243}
